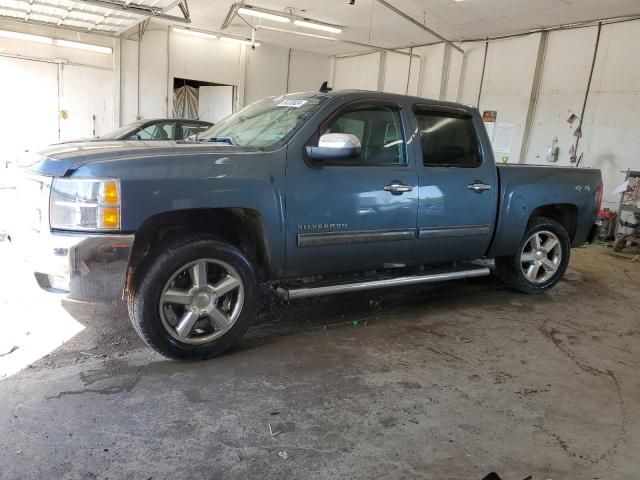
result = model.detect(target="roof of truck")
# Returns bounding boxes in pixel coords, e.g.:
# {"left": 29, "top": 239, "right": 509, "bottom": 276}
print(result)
{"left": 293, "top": 88, "right": 478, "bottom": 113}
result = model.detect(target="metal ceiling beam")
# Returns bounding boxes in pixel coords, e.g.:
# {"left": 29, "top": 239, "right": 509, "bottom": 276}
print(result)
{"left": 29, "top": 0, "right": 136, "bottom": 21}
{"left": 373, "top": 0, "right": 463, "bottom": 53}
{"left": 73, "top": 0, "right": 190, "bottom": 23}
{"left": 0, "top": 4, "right": 124, "bottom": 29}
{"left": 0, "top": 14, "right": 115, "bottom": 36}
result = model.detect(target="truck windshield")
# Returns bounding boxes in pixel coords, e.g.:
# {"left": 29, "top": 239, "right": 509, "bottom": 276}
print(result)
{"left": 197, "top": 93, "right": 327, "bottom": 148}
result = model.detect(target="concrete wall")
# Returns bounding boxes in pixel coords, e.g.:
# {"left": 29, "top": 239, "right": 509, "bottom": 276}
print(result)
{"left": 525, "top": 27, "right": 598, "bottom": 167}
{"left": 581, "top": 20, "right": 640, "bottom": 206}
{"left": 244, "top": 43, "right": 289, "bottom": 105}
{"left": 333, "top": 52, "right": 381, "bottom": 91}
{"left": 479, "top": 33, "right": 542, "bottom": 164}
{"left": 288, "top": 49, "right": 332, "bottom": 93}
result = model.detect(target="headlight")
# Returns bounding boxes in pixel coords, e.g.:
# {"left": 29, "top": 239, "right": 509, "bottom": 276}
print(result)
{"left": 50, "top": 178, "right": 121, "bottom": 231}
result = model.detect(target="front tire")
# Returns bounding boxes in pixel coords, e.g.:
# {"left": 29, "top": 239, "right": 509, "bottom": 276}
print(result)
{"left": 129, "top": 235, "right": 258, "bottom": 359}
{"left": 495, "top": 216, "right": 570, "bottom": 294}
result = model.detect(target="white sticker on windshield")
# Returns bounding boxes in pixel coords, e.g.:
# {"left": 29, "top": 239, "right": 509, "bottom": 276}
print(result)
{"left": 276, "top": 99, "right": 308, "bottom": 108}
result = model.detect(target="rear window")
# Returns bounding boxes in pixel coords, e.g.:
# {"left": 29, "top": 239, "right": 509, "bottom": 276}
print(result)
{"left": 415, "top": 111, "right": 481, "bottom": 168}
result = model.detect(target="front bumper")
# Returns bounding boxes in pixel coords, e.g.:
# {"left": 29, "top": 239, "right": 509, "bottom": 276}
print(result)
{"left": 26, "top": 231, "right": 134, "bottom": 303}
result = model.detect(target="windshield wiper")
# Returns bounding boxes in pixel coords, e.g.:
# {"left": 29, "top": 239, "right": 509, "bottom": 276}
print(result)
{"left": 200, "top": 135, "right": 239, "bottom": 146}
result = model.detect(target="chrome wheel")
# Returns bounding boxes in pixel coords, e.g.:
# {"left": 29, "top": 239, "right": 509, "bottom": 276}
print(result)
{"left": 159, "top": 259, "right": 244, "bottom": 344}
{"left": 520, "top": 230, "right": 562, "bottom": 284}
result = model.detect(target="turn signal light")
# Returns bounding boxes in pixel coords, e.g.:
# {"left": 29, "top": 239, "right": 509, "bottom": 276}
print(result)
{"left": 101, "top": 180, "right": 119, "bottom": 205}
{"left": 100, "top": 207, "right": 120, "bottom": 229}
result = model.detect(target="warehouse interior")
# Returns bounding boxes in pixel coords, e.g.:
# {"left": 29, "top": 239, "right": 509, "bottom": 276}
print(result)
{"left": 1, "top": 1, "right": 640, "bottom": 479}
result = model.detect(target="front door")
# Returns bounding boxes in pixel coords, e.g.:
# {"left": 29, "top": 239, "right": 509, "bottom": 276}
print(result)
{"left": 410, "top": 106, "right": 498, "bottom": 264}
{"left": 285, "top": 100, "right": 418, "bottom": 277}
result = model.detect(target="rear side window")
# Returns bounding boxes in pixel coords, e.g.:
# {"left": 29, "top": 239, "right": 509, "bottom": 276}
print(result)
{"left": 415, "top": 111, "right": 481, "bottom": 168}
{"left": 181, "top": 122, "right": 210, "bottom": 139}
{"left": 322, "top": 104, "right": 406, "bottom": 165}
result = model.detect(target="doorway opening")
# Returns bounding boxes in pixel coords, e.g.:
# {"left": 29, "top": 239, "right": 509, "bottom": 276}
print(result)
{"left": 173, "top": 78, "right": 234, "bottom": 124}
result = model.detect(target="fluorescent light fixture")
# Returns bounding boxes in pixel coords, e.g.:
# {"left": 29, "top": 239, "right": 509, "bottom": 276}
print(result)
{"left": 0, "top": 29, "right": 111, "bottom": 53}
{"left": 56, "top": 39, "right": 112, "bottom": 54}
{"left": 237, "top": 6, "right": 291, "bottom": 23}
{"left": 220, "top": 36, "right": 261, "bottom": 46}
{"left": 0, "top": 30, "right": 53, "bottom": 45}
{"left": 172, "top": 27, "right": 218, "bottom": 39}
{"left": 293, "top": 19, "right": 342, "bottom": 34}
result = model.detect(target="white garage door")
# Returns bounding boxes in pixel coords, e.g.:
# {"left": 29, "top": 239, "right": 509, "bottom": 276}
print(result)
{"left": 0, "top": 56, "right": 59, "bottom": 165}
{"left": 0, "top": 56, "right": 114, "bottom": 166}
{"left": 59, "top": 64, "right": 113, "bottom": 142}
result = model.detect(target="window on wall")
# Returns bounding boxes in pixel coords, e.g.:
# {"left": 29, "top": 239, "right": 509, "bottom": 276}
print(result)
{"left": 415, "top": 110, "right": 481, "bottom": 168}
{"left": 322, "top": 104, "right": 406, "bottom": 165}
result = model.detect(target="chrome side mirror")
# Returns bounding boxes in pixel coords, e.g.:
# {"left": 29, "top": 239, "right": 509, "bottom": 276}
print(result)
{"left": 306, "top": 133, "right": 362, "bottom": 161}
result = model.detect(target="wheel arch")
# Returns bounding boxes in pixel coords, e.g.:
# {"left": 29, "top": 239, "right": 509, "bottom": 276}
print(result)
{"left": 125, "top": 208, "right": 271, "bottom": 294}
{"left": 529, "top": 203, "right": 578, "bottom": 244}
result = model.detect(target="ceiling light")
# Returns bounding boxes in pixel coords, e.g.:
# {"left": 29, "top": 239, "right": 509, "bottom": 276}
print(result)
{"left": 0, "top": 30, "right": 111, "bottom": 53}
{"left": 0, "top": 30, "right": 53, "bottom": 45}
{"left": 56, "top": 39, "right": 112, "bottom": 54}
{"left": 237, "top": 7, "right": 291, "bottom": 23}
{"left": 293, "top": 19, "right": 342, "bottom": 34}
{"left": 220, "top": 36, "right": 261, "bottom": 46}
{"left": 172, "top": 27, "right": 218, "bottom": 39}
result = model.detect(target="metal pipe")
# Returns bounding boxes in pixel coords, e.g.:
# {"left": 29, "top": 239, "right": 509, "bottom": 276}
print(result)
{"left": 373, "top": 0, "right": 464, "bottom": 54}
{"left": 477, "top": 41, "right": 488, "bottom": 109}
{"left": 574, "top": 22, "right": 602, "bottom": 163}
{"left": 276, "top": 267, "right": 491, "bottom": 300}
{"left": 254, "top": 24, "right": 420, "bottom": 59}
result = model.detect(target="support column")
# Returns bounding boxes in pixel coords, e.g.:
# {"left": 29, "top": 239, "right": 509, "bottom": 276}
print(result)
{"left": 519, "top": 31, "right": 548, "bottom": 164}
{"left": 113, "top": 37, "right": 121, "bottom": 128}
{"left": 440, "top": 44, "right": 451, "bottom": 101}
{"left": 377, "top": 51, "right": 386, "bottom": 92}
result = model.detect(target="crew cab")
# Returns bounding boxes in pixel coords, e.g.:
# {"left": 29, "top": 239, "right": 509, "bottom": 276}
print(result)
{"left": 22, "top": 89, "right": 603, "bottom": 359}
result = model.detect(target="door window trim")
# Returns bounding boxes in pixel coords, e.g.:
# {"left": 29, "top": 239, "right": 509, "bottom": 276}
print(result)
{"left": 304, "top": 99, "right": 410, "bottom": 168}
{"left": 412, "top": 104, "right": 485, "bottom": 169}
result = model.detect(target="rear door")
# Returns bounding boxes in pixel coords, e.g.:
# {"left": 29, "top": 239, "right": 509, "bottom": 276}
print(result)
{"left": 410, "top": 105, "right": 498, "bottom": 264}
{"left": 284, "top": 99, "right": 419, "bottom": 277}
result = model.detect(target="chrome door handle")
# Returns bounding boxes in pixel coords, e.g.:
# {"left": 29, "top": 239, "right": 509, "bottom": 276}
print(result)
{"left": 468, "top": 182, "right": 492, "bottom": 192}
{"left": 384, "top": 182, "right": 413, "bottom": 194}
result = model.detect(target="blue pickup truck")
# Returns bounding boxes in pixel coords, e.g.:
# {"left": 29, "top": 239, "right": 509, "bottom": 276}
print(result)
{"left": 23, "top": 89, "right": 602, "bottom": 359}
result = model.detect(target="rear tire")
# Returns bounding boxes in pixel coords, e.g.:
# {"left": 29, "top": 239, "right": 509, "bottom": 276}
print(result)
{"left": 495, "top": 216, "right": 570, "bottom": 294}
{"left": 129, "top": 235, "right": 258, "bottom": 359}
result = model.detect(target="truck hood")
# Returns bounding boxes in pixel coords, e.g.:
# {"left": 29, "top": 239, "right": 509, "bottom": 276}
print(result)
{"left": 27, "top": 140, "right": 256, "bottom": 177}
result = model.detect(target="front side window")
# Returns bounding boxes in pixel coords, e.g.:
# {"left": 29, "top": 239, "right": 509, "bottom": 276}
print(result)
{"left": 137, "top": 122, "right": 177, "bottom": 140}
{"left": 415, "top": 110, "right": 481, "bottom": 168}
{"left": 320, "top": 104, "right": 406, "bottom": 165}
{"left": 198, "top": 93, "right": 327, "bottom": 148}
{"left": 98, "top": 121, "right": 145, "bottom": 140}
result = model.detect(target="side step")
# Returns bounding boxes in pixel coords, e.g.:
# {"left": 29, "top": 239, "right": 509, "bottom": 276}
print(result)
{"left": 276, "top": 265, "right": 491, "bottom": 300}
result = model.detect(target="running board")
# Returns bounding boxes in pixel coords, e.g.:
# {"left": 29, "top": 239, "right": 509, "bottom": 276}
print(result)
{"left": 276, "top": 266, "right": 491, "bottom": 300}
